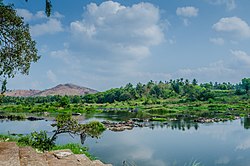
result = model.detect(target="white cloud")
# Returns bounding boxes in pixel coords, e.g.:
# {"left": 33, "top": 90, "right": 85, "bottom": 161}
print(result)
{"left": 16, "top": 9, "right": 64, "bottom": 21}
{"left": 16, "top": 9, "right": 64, "bottom": 37}
{"left": 34, "top": 11, "right": 47, "bottom": 19}
{"left": 50, "top": 49, "right": 81, "bottom": 69}
{"left": 70, "top": 1, "right": 165, "bottom": 55}
{"left": 231, "top": 50, "right": 250, "bottom": 66}
{"left": 183, "top": 18, "right": 189, "bottom": 26}
{"left": 215, "top": 156, "right": 230, "bottom": 165}
{"left": 49, "top": 0, "right": 166, "bottom": 86}
{"left": 30, "top": 19, "right": 64, "bottom": 37}
{"left": 236, "top": 138, "right": 250, "bottom": 150}
{"left": 175, "top": 61, "right": 237, "bottom": 82}
{"left": 46, "top": 70, "right": 57, "bottom": 83}
{"left": 212, "top": 17, "right": 250, "bottom": 39}
{"left": 175, "top": 50, "right": 250, "bottom": 83}
{"left": 16, "top": 9, "right": 33, "bottom": 22}
{"left": 209, "top": 37, "right": 225, "bottom": 45}
{"left": 206, "top": 0, "right": 236, "bottom": 10}
{"left": 176, "top": 6, "right": 199, "bottom": 17}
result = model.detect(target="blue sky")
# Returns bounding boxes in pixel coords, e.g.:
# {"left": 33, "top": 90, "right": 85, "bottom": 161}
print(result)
{"left": 3, "top": 0, "right": 250, "bottom": 91}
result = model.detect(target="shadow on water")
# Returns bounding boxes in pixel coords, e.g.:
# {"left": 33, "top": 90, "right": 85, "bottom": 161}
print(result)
{"left": 92, "top": 111, "right": 136, "bottom": 121}
{"left": 241, "top": 117, "right": 250, "bottom": 129}
{"left": 168, "top": 119, "right": 199, "bottom": 131}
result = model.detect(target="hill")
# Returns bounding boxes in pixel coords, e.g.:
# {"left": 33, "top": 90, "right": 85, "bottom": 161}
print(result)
{"left": 5, "top": 83, "right": 98, "bottom": 97}
{"left": 5, "top": 90, "right": 41, "bottom": 97}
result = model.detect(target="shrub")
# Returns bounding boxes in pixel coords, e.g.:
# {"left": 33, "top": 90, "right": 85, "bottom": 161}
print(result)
{"left": 18, "top": 131, "right": 54, "bottom": 152}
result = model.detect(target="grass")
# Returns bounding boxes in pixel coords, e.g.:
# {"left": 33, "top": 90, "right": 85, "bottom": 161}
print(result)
{"left": 0, "top": 93, "right": 250, "bottom": 121}
{"left": 0, "top": 134, "right": 19, "bottom": 142}
{"left": 150, "top": 117, "right": 167, "bottom": 122}
{"left": 52, "top": 143, "right": 95, "bottom": 160}
{"left": 0, "top": 134, "right": 95, "bottom": 160}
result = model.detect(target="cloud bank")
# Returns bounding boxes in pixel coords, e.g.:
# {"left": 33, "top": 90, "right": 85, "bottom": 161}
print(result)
{"left": 213, "top": 17, "right": 250, "bottom": 39}
{"left": 176, "top": 6, "right": 199, "bottom": 17}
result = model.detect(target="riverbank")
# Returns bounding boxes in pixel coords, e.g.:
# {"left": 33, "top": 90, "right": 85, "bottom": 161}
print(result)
{"left": 0, "top": 142, "right": 111, "bottom": 166}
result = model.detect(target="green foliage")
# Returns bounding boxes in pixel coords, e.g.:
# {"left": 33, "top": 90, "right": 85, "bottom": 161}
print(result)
{"left": 50, "top": 114, "right": 105, "bottom": 142}
{"left": 0, "top": 134, "right": 19, "bottom": 142}
{"left": 0, "top": 113, "right": 26, "bottom": 120}
{"left": 150, "top": 117, "right": 167, "bottom": 122}
{"left": 0, "top": 134, "right": 94, "bottom": 158}
{"left": 18, "top": 131, "right": 54, "bottom": 152}
{"left": 1, "top": 78, "right": 247, "bottom": 106}
{"left": 52, "top": 143, "right": 95, "bottom": 160}
{"left": 1, "top": 79, "right": 7, "bottom": 94}
{"left": 136, "top": 110, "right": 149, "bottom": 119}
{"left": 59, "top": 96, "right": 70, "bottom": 107}
{"left": 0, "top": 2, "right": 39, "bottom": 87}
{"left": 241, "top": 78, "right": 250, "bottom": 93}
{"left": 81, "top": 121, "right": 106, "bottom": 138}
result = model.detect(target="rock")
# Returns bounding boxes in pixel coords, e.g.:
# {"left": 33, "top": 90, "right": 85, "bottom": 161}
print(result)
{"left": 27, "top": 117, "right": 44, "bottom": 121}
{"left": 19, "top": 146, "right": 48, "bottom": 166}
{"left": 53, "top": 151, "right": 73, "bottom": 159}
{"left": 44, "top": 112, "right": 50, "bottom": 116}
{"left": 72, "top": 113, "right": 81, "bottom": 116}
{"left": 0, "top": 143, "right": 112, "bottom": 166}
{"left": 46, "top": 149, "right": 112, "bottom": 166}
{"left": 0, "top": 142, "right": 20, "bottom": 166}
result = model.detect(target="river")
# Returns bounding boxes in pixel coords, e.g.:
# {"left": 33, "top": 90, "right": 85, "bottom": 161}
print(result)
{"left": 1, "top": 116, "right": 250, "bottom": 166}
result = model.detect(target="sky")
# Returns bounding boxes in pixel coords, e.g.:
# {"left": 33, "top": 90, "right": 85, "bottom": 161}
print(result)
{"left": 3, "top": 0, "right": 250, "bottom": 91}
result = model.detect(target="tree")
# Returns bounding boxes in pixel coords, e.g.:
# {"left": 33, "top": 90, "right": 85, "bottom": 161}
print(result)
{"left": 0, "top": 2, "right": 40, "bottom": 91}
{"left": 241, "top": 78, "right": 250, "bottom": 94}
{"left": 1, "top": 79, "right": 7, "bottom": 94}
{"left": 59, "top": 96, "right": 70, "bottom": 107}
{"left": 50, "top": 114, "right": 105, "bottom": 144}
{"left": 18, "top": 115, "right": 106, "bottom": 151}
{"left": 192, "top": 79, "right": 198, "bottom": 86}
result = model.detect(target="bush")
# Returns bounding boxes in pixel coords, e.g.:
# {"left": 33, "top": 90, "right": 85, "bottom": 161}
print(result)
{"left": 18, "top": 131, "right": 54, "bottom": 152}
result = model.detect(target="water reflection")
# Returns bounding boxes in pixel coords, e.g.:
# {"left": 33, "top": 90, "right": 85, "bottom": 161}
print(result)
{"left": 93, "top": 111, "right": 136, "bottom": 121}
{"left": 80, "top": 133, "right": 86, "bottom": 144}
{"left": 241, "top": 117, "right": 250, "bottom": 129}
{"left": 2, "top": 117, "right": 250, "bottom": 165}
{"left": 168, "top": 120, "right": 199, "bottom": 131}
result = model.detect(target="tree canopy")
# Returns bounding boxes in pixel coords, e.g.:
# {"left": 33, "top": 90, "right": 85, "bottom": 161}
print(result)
{"left": 0, "top": 2, "right": 40, "bottom": 92}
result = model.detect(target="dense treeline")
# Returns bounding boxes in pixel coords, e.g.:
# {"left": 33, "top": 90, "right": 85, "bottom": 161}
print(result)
{"left": 82, "top": 78, "right": 249, "bottom": 103}
{"left": 1, "top": 78, "right": 250, "bottom": 105}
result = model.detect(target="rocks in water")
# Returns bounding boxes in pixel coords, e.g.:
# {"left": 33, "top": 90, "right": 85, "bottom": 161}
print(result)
{"left": 102, "top": 120, "right": 134, "bottom": 132}
{"left": 27, "top": 116, "right": 44, "bottom": 121}
{"left": 72, "top": 113, "right": 81, "bottom": 116}
{"left": 193, "top": 116, "right": 240, "bottom": 123}
{"left": 44, "top": 112, "right": 50, "bottom": 116}
{"left": 102, "top": 119, "right": 169, "bottom": 131}
{"left": 0, "top": 114, "right": 26, "bottom": 120}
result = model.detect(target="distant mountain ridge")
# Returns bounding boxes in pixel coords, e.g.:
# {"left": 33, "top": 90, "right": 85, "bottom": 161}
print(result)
{"left": 5, "top": 83, "right": 98, "bottom": 97}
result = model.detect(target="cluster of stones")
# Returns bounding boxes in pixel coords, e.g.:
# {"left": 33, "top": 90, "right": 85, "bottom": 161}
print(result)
{"left": 194, "top": 116, "right": 241, "bottom": 123}
{"left": 102, "top": 118, "right": 169, "bottom": 132}
{"left": 102, "top": 120, "right": 135, "bottom": 132}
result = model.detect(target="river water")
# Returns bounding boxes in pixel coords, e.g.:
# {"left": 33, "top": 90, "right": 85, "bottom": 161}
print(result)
{"left": 1, "top": 117, "right": 250, "bottom": 166}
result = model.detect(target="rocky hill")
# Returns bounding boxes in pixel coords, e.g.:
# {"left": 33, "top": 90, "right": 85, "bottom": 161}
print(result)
{"left": 5, "top": 90, "right": 41, "bottom": 97}
{"left": 5, "top": 84, "right": 98, "bottom": 97}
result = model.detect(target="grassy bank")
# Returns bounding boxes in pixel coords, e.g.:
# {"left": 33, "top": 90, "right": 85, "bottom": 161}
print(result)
{"left": 0, "top": 93, "right": 249, "bottom": 121}
{"left": 0, "top": 134, "right": 94, "bottom": 159}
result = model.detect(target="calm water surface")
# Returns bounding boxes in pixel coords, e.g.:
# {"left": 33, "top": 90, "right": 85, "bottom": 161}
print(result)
{"left": 1, "top": 118, "right": 250, "bottom": 166}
